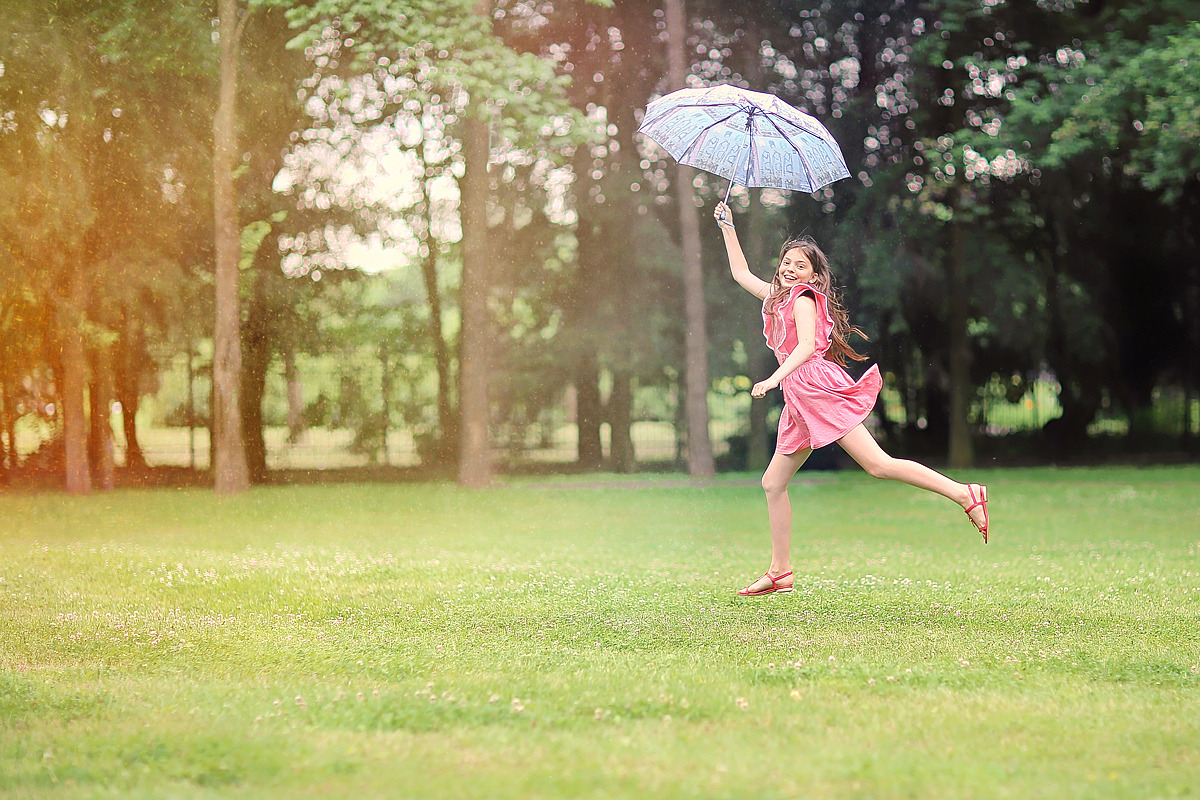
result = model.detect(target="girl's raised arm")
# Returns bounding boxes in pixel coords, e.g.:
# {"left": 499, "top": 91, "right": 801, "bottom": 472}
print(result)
{"left": 714, "top": 201, "right": 770, "bottom": 300}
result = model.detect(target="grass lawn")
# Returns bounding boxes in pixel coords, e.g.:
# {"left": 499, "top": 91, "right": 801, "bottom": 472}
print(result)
{"left": 2, "top": 465, "right": 1198, "bottom": 799}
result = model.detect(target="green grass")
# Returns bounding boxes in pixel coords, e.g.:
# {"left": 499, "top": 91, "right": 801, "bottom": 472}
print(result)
{"left": 2, "top": 466, "right": 1199, "bottom": 799}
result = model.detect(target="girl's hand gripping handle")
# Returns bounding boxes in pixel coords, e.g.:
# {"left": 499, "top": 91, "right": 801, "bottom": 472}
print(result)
{"left": 713, "top": 201, "right": 735, "bottom": 229}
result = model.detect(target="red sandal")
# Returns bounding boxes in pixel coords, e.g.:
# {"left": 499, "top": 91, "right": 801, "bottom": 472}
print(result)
{"left": 965, "top": 484, "right": 989, "bottom": 543}
{"left": 737, "top": 570, "right": 794, "bottom": 597}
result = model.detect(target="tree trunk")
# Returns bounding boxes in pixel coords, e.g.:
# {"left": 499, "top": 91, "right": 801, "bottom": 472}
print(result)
{"left": 188, "top": 344, "right": 197, "bottom": 469}
{"left": 88, "top": 371, "right": 101, "bottom": 474}
{"left": 212, "top": 0, "right": 249, "bottom": 495}
{"left": 567, "top": 130, "right": 607, "bottom": 471}
{"left": 380, "top": 345, "right": 392, "bottom": 466}
{"left": 665, "top": 0, "right": 715, "bottom": 477}
{"left": 90, "top": 344, "right": 115, "bottom": 491}
{"left": 0, "top": 357, "right": 11, "bottom": 481}
{"left": 418, "top": 176, "right": 454, "bottom": 462}
{"left": 607, "top": 79, "right": 641, "bottom": 475}
{"left": 240, "top": 294, "right": 271, "bottom": 484}
{"left": 284, "top": 345, "right": 304, "bottom": 444}
{"left": 456, "top": 0, "right": 494, "bottom": 487}
{"left": 673, "top": 378, "right": 687, "bottom": 467}
{"left": 947, "top": 221, "right": 974, "bottom": 468}
{"left": 609, "top": 369, "right": 635, "bottom": 472}
{"left": 61, "top": 270, "right": 91, "bottom": 494}
{"left": 115, "top": 306, "right": 146, "bottom": 469}
{"left": 575, "top": 353, "right": 603, "bottom": 469}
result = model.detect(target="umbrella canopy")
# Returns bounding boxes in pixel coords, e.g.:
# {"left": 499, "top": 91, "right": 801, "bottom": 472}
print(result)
{"left": 638, "top": 84, "right": 851, "bottom": 195}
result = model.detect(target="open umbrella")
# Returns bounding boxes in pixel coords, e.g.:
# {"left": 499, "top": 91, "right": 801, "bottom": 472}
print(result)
{"left": 637, "top": 84, "right": 851, "bottom": 207}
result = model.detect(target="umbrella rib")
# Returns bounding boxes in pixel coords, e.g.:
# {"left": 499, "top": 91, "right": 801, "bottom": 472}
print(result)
{"left": 770, "top": 113, "right": 837, "bottom": 143}
{"left": 673, "top": 107, "right": 749, "bottom": 163}
{"left": 758, "top": 112, "right": 837, "bottom": 187}
{"left": 640, "top": 101, "right": 748, "bottom": 129}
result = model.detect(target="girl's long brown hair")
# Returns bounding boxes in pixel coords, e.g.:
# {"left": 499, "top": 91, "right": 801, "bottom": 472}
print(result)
{"left": 764, "top": 236, "right": 869, "bottom": 367}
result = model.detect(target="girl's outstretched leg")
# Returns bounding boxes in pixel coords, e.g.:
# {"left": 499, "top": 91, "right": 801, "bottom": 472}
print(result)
{"left": 740, "top": 448, "right": 812, "bottom": 595}
{"left": 837, "top": 424, "right": 989, "bottom": 539}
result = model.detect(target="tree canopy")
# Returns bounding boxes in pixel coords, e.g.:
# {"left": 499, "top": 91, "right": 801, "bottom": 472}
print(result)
{"left": 2, "top": 0, "right": 1198, "bottom": 490}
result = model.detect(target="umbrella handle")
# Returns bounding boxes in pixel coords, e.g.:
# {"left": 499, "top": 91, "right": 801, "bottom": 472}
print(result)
{"left": 722, "top": 132, "right": 753, "bottom": 210}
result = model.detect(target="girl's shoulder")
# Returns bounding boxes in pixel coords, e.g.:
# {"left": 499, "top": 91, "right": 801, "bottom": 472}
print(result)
{"left": 768, "top": 283, "right": 826, "bottom": 315}
{"left": 782, "top": 282, "right": 824, "bottom": 307}
{"left": 786, "top": 283, "right": 835, "bottom": 329}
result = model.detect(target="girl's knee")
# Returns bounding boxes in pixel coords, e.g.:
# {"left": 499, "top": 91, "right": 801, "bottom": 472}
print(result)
{"left": 762, "top": 473, "right": 789, "bottom": 496}
{"left": 863, "top": 457, "right": 894, "bottom": 480}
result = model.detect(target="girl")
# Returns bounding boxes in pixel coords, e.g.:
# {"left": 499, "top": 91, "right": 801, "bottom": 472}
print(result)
{"left": 714, "top": 200, "right": 989, "bottom": 597}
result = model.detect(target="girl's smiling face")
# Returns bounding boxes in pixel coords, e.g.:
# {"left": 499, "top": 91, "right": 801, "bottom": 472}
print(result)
{"left": 777, "top": 247, "right": 816, "bottom": 287}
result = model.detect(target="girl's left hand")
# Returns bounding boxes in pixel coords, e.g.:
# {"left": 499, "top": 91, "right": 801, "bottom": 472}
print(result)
{"left": 751, "top": 377, "right": 779, "bottom": 398}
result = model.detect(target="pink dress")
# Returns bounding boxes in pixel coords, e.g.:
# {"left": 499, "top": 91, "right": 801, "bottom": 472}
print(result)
{"left": 763, "top": 283, "right": 882, "bottom": 454}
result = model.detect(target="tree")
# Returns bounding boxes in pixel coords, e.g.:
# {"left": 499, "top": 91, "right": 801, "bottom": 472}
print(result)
{"left": 289, "top": 0, "right": 596, "bottom": 484}
{"left": 455, "top": 0, "right": 494, "bottom": 486}
{"left": 1, "top": 0, "right": 205, "bottom": 491}
{"left": 663, "top": 0, "right": 716, "bottom": 477}
{"left": 998, "top": 4, "right": 1200, "bottom": 446}
{"left": 505, "top": 0, "right": 671, "bottom": 471}
{"left": 212, "top": 0, "right": 251, "bottom": 495}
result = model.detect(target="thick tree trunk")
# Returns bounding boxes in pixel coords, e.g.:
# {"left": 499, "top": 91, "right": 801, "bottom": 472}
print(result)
{"left": 566, "top": 132, "right": 603, "bottom": 470}
{"left": 947, "top": 221, "right": 974, "bottom": 468}
{"left": 240, "top": 296, "right": 271, "bottom": 484}
{"left": 456, "top": 0, "right": 494, "bottom": 487}
{"left": 609, "top": 369, "right": 635, "bottom": 472}
{"left": 212, "top": 0, "right": 249, "bottom": 495}
{"left": 61, "top": 270, "right": 91, "bottom": 494}
{"left": 673, "top": 378, "right": 687, "bottom": 467}
{"left": 665, "top": 0, "right": 715, "bottom": 477}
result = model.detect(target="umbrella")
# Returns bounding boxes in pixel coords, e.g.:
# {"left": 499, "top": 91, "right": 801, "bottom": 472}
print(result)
{"left": 637, "top": 84, "right": 851, "bottom": 207}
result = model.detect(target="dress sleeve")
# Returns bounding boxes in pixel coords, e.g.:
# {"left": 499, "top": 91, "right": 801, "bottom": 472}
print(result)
{"left": 795, "top": 284, "right": 836, "bottom": 354}
{"left": 797, "top": 285, "right": 835, "bottom": 329}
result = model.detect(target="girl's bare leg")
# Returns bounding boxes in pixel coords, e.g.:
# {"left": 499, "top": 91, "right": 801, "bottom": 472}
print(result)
{"left": 837, "top": 423, "right": 987, "bottom": 529}
{"left": 741, "top": 448, "right": 812, "bottom": 593}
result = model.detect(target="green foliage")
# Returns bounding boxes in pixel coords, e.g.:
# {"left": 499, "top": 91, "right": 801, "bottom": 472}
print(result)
{"left": 285, "top": 0, "right": 583, "bottom": 139}
{"left": 1, "top": 467, "right": 1198, "bottom": 796}
{"left": 1030, "top": 20, "right": 1200, "bottom": 201}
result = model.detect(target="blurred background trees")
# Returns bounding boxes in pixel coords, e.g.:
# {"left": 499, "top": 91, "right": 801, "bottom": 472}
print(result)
{"left": 1, "top": 0, "right": 1197, "bottom": 492}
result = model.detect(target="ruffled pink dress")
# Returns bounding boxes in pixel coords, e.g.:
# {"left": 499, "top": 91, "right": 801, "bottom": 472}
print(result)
{"left": 764, "top": 283, "right": 882, "bottom": 454}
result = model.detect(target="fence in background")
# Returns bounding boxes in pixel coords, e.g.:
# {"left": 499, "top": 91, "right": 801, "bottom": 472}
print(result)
{"left": 13, "top": 350, "right": 1196, "bottom": 476}
{"left": 101, "top": 391, "right": 757, "bottom": 472}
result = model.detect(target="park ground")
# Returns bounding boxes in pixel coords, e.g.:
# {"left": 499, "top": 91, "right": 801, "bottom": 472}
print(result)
{"left": 2, "top": 465, "right": 1199, "bottom": 798}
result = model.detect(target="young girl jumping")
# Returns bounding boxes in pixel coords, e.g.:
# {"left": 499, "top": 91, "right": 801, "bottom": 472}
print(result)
{"left": 714, "top": 200, "right": 990, "bottom": 597}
